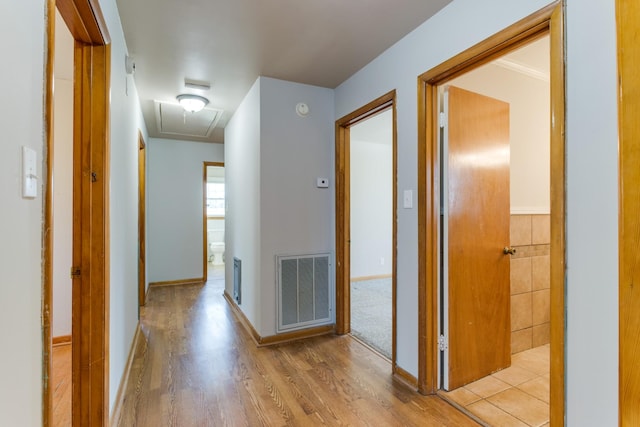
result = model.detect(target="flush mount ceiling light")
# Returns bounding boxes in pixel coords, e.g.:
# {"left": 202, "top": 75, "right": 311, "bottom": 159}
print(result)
{"left": 177, "top": 94, "right": 209, "bottom": 113}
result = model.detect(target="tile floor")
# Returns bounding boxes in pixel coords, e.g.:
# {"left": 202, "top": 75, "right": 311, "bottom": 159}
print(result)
{"left": 441, "top": 344, "right": 550, "bottom": 427}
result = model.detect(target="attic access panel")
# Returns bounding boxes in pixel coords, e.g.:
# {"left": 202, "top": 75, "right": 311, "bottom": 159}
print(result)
{"left": 154, "top": 100, "right": 223, "bottom": 138}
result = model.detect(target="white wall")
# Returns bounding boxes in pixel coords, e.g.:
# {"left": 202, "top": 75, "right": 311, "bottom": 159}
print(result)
{"left": 147, "top": 138, "right": 224, "bottom": 283}
{"left": 565, "top": 0, "right": 618, "bottom": 424}
{"left": 52, "top": 10, "right": 75, "bottom": 338}
{"left": 350, "top": 139, "right": 393, "bottom": 278}
{"left": 225, "top": 77, "right": 334, "bottom": 336}
{"left": 224, "top": 79, "right": 262, "bottom": 328}
{"left": 99, "top": 0, "right": 150, "bottom": 411}
{"left": 334, "top": 0, "right": 619, "bottom": 423}
{"left": 0, "top": 2, "right": 45, "bottom": 424}
{"left": 451, "top": 61, "right": 550, "bottom": 213}
{"left": 259, "top": 77, "right": 335, "bottom": 336}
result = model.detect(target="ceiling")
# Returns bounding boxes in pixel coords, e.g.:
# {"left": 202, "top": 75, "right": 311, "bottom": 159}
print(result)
{"left": 116, "top": 0, "right": 453, "bottom": 144}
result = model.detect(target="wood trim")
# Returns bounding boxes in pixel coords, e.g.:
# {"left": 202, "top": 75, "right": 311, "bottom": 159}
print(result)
{"left": 43, "top": 2, "right": 55, "bottom": 426}
{"left": 72, "top": 40, "right": 111, "bottom": 427}
{"left": 223, "top": 290, "right": 262, "bottom": 344}
{"left": 548, "top": 4, "right": 566, "bottom": 426}
{"left": 149, "top": 278, "right": 205, "bottom": 287}
{"left": 416, "top": 2, "right": 565, "bottom": 411}
{"left": 109, "top": 324, "right": 141, "bottom": 425}
{"left": 138, "top": 131, "right": 146, "bottom": 307}
{"left": 616, "top": 0, "right": 640, "bottom": 425}
{"left": 53, "top": 335, "right": 73, "bottom": 346}
{"left": 203, "top": 161, "right": 224, "bottom": 282}
{"left": 394, "top": 366, "right": 419, "bottom": 390}
{"left": 334, "top": 122, "right": 350, "bottom": 335}
{"left": 56, "top": 0, "right": 110, "bottom": 44}
{"left": 350, "top": 274, "right": 393, "bottom": 282}
{"left": 223, "top": 290, "right": 335, "bottom": 347}
{"left": 258, "top": 326, "right": 335, "bottom": 347}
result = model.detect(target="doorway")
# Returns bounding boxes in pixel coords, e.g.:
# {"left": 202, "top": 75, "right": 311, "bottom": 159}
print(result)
{"left": 438, "top": 36, "right": 553, "bottom": 425}
{"left": 349, "top": 109, "right": 394, "bottom": 359}
{"left": 51, "top": 9, "right": 74, "bottom": 425}
{"left": 203, "top": 162, "right": 225, "bottom": 283}
{"left": 417, "top": 3, "right": 565, "bottom": 425}
{"left": 44, "top": 0, "right": 111, "bottom": 425}
{"left": 335, "top": 91, "right": 399, "bottom": 372}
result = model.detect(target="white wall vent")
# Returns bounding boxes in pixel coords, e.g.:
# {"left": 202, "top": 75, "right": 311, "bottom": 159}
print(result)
{"left": 277, "top": 253, "right": 333, "bottom": 333}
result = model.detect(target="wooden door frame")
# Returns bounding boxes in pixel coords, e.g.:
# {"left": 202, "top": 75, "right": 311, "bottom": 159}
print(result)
{"left": 138, "top": 131, "right": 147, "bottom": 307}
{"left": 44, "top": 0, "right": 111, "bottom": 426}
{"left": 616, "top": 0, "right": 640, "bottom": 424}
{"left": 416, "top": 2, "right": 565, "bottom": 424}
{"left": 335, "top": 91, "right": 401, "bottom": 376}
{"left": 203, "top": 161, "right": 225, "bottom": 282}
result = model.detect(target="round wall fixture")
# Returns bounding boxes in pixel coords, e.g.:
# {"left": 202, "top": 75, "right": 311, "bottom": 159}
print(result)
{"left": 296, "top": 102, "right": 310, "bottom": 117}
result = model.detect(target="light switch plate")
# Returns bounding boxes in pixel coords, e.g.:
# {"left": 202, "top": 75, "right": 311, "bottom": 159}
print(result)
{"left": 22, "top": 147, "right": 37, "bottom": 199}
{"left": 403, "top": 189, "right": 413, "bottom": 209}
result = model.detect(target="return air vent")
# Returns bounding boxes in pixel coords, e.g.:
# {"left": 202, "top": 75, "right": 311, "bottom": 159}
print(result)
{"left": 277, "top": 253, "right": 333, "bottom": 333}
{"left": 153, "top": 100, "right": 222, "bottom": 138}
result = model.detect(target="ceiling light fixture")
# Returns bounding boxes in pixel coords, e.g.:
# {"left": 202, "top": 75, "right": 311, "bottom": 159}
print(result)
{"left": 177, "top": 94, "right": 209, "bottom": 113}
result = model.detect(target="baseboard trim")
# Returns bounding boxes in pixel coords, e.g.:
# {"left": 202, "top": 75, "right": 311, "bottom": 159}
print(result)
{"left": 223, "top": 290, "right": 262, "bottom": 345}
{"left": 110, "top": 323, "right": 142, "bottom": 426}
{"left": 259, "top": 325, "right": 335, "bottom": 347}
{"left": 350, "top": 274, "right": 392, "bottom": 282}
{"left": 149, "top": 277, "right": 204, "bottom": 287}
{"left": 394, "top": 365, "right": 419, "bottom": 390}
{"left": 223, "top": 290, "right": 335, "bottom": 347}
{"left": 52, "top": 335, "right": 71, "bottom": 347}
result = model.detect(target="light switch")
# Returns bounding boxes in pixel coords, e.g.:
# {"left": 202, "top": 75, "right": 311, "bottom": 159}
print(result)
{"left": 317, "top": 177, "right": 329, "bottom": 188}
{"left": 22, "top": 147, "right": 37, "bottom": 199}
{"left": 403, "top": 189, "right": 413, "bottom": 209}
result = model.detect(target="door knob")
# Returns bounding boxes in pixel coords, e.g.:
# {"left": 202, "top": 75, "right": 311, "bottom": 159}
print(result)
{"left": 503, "top": 247, "right": 516, "bottom": 255}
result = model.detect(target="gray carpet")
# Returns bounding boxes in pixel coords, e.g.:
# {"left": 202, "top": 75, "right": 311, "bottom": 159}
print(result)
{"left": 350, "top": 278, "right": 392, "bottom": 359}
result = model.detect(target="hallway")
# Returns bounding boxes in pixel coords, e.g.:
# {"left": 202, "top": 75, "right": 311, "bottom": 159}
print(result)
{"left": 114, "top": 268, "right": 477, "bottom": 426}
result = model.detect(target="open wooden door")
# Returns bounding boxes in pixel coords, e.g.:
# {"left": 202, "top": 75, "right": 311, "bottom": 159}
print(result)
{"left": 442, "top": 85, "right": 511, "bottom": 390}
{"left": 138, "top": 131, "right": 146, "bottom": 307}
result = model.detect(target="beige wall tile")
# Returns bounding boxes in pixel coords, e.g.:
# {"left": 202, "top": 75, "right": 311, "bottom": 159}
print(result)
{"left": 511, "top": 257, "right": 532, "bottom": 295}
{"left": 512, "top": 328, "right": 532, "bottom": 354}
{"left": 511, "top": 215, "right": 532, "bottom": 246}
{"left": 532, "top": 255, "right": 550, "bottom": 290}
{"left": 533, "top": 323, "right": 550, "bottom": 347}
{"left": 532, "top": 289, "right": 550, "bottom": 325}
{"left": 532, "top": 214, "right": 550, "bottom": 244}
{"left": 511, "top": 293, "right": 532, "bottom": 331}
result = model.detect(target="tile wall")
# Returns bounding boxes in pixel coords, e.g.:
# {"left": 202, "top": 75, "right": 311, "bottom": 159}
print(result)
{"left": 510, "top": 214, "right": 550, "bottom": 354}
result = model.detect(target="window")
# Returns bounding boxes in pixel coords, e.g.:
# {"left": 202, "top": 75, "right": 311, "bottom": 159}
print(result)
{"left": 206, "top": 182, "right": 225, "bottom": 216}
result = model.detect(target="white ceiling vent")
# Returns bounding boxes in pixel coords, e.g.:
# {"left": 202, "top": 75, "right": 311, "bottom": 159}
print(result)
{"left": 154, "top": 100, "right": 222, "bottom": 139}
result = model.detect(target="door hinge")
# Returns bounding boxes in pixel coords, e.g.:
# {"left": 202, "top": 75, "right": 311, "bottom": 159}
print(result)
{"left": 439, "top": 111, "right": 446, "bottom": 129}
{"left": 70, "top": 267, "right": 81, "bottom": 279}
{"left": 438, "top": 334, "right": 448, "bottom": 352}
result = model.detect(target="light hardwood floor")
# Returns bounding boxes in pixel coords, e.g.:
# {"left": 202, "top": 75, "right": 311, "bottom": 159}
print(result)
{"left": 52, "top": 343, "right": 72, "bottom": 427}
{"left": 114, "top": 267, "right": 478, "bottom": 426}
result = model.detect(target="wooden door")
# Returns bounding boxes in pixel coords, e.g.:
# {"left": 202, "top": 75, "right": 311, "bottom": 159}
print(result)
{"left": 138, "top": 132, "right": 146, "bottom": 307}
{"left": 444, "top": 85, "right": 511, "bottom": 390}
